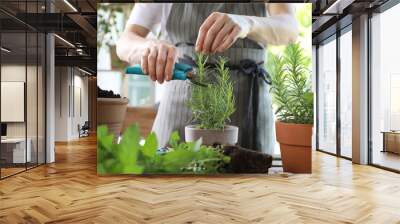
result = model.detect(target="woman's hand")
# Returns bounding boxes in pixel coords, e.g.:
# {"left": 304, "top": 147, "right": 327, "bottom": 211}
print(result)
{"left": 141, "top": 41, "right": 177, "bottom": 84}
{"left": 194, "top": 5, "right": 299, "bottom": 53}
{"left": 117, "top": 24, "right": 178, "bottom": 84}
{"left": 195, "top": 12, "right": 250, "bottom": 54}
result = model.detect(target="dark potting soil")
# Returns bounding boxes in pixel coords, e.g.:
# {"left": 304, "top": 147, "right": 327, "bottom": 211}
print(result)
{"left": 222, "top": 145, "right": 272, "bottom": 173}
{"left": 98, "top": 86, "right": 121, "bottom": 98}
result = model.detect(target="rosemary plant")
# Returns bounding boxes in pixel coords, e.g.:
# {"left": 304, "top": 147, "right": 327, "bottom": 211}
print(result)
{"left": 268, "top": 42, "right": 313, "bottom": 124}
{"left": 188, "top": 54, "right": 235, "bottom": 130}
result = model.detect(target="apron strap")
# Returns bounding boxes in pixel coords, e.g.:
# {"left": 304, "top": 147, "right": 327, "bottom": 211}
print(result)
{"left": 179, "top": 53, "right": 272, "bottom": 85}
{"left": 234, "top": 59, "right": 271, "bottom": 150}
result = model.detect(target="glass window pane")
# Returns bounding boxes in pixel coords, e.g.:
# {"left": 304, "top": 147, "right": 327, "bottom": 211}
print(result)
{"left": 27, "top": 31, "right": 38, "bottom": 168}
{"left": 1, "top": 29, "right": 27, "bottom": 177}
{"left": 340, "top": 29, "right": 352, "bottom": 158}
{"left": 318, "top": 37, "right": 337, "bottom": 154}
{"left": 1, "top": 0, "right": 46, "bottom": 178}
{"left": 371, "top": 4, "right": 400, "bottom": 171}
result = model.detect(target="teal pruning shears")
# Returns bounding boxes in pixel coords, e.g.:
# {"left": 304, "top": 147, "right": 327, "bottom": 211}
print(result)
{"left": 125, "top": 63, "right": 206, "bottom": 86}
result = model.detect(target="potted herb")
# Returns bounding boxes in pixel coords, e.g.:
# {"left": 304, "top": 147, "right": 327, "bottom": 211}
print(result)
{"left": 185, "top": 54, "right": 237, "bottom": 146}
{"left": 97, "top": 87, "right": 129, "bottom": 140}
{"left": 268, "top": 43, "right": 313, "bottom": 173}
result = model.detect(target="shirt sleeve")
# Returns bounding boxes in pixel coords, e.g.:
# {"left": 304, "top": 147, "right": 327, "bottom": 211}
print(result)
{"left": 126, "top": 3, "right": 163, "bottom": 30}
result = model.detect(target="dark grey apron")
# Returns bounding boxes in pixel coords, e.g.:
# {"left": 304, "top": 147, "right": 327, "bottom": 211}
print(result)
{"left": 152, "top": 3, "right": 276, "bottom": 154}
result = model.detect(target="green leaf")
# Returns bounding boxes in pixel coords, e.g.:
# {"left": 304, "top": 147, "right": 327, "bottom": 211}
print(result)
{"left": 169, "top": 131, "right": 180, "bottom": 148}
{"left": 304, "top": 92, "right": 314, "bottom": 104}
{"left": 163, "top": 148, "right": 196, "bottom": 173}
{"left": 97, "top": 125, "right": 114, "bottom": 150}
{"left": 142, "top": 132, "right": 158, "bottom": 158}
{"left": 118, "top": 125, "right": 143, "bottom": 174}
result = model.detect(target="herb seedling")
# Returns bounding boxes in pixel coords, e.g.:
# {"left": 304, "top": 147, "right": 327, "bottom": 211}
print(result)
{"left": 188, "top": 54, "right": 235, "bottom": 130}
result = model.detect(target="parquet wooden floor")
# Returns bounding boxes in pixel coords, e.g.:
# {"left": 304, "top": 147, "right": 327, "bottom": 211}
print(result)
{"left": 1, "top": 135, "right": 400, "bottom": 224}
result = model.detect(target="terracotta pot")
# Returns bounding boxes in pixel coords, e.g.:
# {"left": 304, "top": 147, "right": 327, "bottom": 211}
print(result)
{"left": 275, "top": 121, "right": 312, "bottom": 173}
{"left": 185, "top": 125, "right": 238, "bottom": 146}
{"left": 97, "top": 97, "right": 129, "bottom": 139}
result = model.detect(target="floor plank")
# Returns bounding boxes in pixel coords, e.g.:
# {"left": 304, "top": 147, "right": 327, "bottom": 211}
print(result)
{"left": 1, "top": 135, "right": 400, "bottom": 224}
{"left": 372, "top": 150, "right": 400, "bottom": 171}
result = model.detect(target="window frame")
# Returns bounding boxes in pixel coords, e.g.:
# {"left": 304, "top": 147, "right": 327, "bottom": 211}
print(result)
{"left": 315, "top": 24, "right": 352, "bottom": 160}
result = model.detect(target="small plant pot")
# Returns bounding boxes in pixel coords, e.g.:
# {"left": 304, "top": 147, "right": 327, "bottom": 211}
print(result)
{"left": 185, "top": 125, "right": 238, "bottom": 146}
{"left": 275, "top": 121, "right": 312, "bottom": 173}
{"left": 97, "top": 97, "right": 129, "bottom": 139}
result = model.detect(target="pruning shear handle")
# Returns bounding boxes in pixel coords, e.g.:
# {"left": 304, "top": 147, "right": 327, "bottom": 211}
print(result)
{"left": 125, "top": 63, "right": 193, "bottom": 81}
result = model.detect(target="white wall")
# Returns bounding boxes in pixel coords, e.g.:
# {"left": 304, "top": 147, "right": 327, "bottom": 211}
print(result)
{"left": 54, "top": 67, "right": 89, "bottom": 141}
{"left": 55, "top": 67, "right": 69, "bottom": 141}
{"left": 72, "top": 73, "right": 89, "bottom": 138}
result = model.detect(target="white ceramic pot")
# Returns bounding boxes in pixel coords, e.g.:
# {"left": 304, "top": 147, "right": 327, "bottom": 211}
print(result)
{"left": 97, "top": 97, "right": 129, "bottom": 139}
{"left": 185, "top": 125, "right": 239, "bottom": 146}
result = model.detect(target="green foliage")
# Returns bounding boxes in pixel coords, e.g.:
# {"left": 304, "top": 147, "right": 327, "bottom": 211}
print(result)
{"left": 187, "top": 54, "right": 235, "bottom": 130}
{"left": 296, "top": 3, "right": 312, "bottom": 38}
{"left": 268, "top": 42, "right": 313, "bottom": 124}
{"left": 97, "top": 124, "right": 230, "bottom": 175}
{"left": 97, "top": 4, "right": 133, "bottom": 50}
{"left": 97, "top": 125, "right": 143, "bottom": 174}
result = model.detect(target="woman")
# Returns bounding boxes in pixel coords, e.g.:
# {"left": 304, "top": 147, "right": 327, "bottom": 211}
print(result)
{"left": 117, "top": 3, "right": 298, "bottom": 154}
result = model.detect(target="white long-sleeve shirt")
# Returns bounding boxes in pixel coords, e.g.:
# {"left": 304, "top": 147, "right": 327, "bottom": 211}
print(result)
{"left": 127, "top": 3, "right": 172, "bottom": 38}
{"left": 126, "top": 3, "right": 298, "bottom": 47}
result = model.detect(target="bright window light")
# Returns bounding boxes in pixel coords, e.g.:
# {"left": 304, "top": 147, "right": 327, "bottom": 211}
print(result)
{"left": 63, "top": 0, "right": 78, "bottom": 12}
{"left": 1, "top": 47, "right": 11, "bottom": 53}
{"left": 54, "top": 34, "right": 75, "bottom": 48}
{"left": 78, "top": 67, "right": 92, "bottom": 76}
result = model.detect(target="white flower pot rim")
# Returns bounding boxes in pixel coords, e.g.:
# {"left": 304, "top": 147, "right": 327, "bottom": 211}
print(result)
{"left": 185, "top": 125, "right": 239, "bottom": 146}
{"left": 185, "top": 124, "right": 238, "bottom": 131}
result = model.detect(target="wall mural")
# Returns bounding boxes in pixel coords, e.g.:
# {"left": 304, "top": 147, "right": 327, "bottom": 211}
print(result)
{"left": 97, "top": 3, "right": 313, "bottom": 175}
